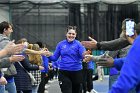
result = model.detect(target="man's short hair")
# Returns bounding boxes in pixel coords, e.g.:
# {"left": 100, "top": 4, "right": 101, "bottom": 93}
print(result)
{"left": 0, "top": 21, "right": 12, "bottom": 34}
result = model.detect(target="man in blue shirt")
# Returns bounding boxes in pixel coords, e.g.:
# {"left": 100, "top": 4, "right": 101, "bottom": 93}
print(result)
{"left": 95, "top": 23, "right": 140, "bottom": 93}
{"left": 109, "top": 23, "right": 140, "bottom": 93}
{"left": 84, "top": 22, "right": 140, "bottom": 92}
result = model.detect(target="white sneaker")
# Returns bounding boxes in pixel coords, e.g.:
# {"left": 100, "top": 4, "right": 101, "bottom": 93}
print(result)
{"left": 44, "top": 90, "right": 49, "bottom": 93}
{"left": 45, "top": 84, "right": 50, "bottom": 89}
{"left": 89, "top": 91, "right": 94, "bottom": 93}
{"left": 92, "top": 89, "right": 98, "bottom": 93}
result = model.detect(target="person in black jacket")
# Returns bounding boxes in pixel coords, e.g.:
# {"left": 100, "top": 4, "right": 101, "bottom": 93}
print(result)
{"left": 14, "top": 38, "right": 44, "bottom": 93}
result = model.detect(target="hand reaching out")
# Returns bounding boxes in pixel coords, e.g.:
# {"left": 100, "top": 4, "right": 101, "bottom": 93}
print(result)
{"left": 4, "top": 41, "right": 24, "bottom": 55}
{"left": 83, "top": 55, "right": 93, "bottom": 62}
{"left": 40, "top": 50, "right": 52, "bottom": 57}
{"left": 88, "top": 36, "right": 97, "bottom": 43}
{"left": 81, "top": 36, "right": 98, "bottom": 49}
{"left": 96, "top": 56, "right": 114, "bottom": 67}
{"left": 9, "top": 55, "right": 25, "bottom": 62}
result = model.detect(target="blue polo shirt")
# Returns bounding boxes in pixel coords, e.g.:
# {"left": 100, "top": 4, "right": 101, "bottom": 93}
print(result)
{"left": 49, "top": 39, "right": 85, "bottom": 71}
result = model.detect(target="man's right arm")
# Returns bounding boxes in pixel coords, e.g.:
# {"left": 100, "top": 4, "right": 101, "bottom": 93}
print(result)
{"left": 81, "top": 37, "right": 130, "bottom": 51}
{"left": 97, "top": 38, "right": 130, "bottom": 51}
{"left": 0, "top": 55, "right": 25, "bottom": 69}
{"left": 97, "top": 37, "right": 130, "bottom": 51}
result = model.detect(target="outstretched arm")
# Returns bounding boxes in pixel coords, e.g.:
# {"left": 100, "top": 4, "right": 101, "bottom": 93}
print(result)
{"left": 81, "top": 37, "right": 130, "bottom": 51}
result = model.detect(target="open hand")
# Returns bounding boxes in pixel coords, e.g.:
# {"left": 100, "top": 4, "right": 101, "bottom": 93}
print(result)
{"left": 81, "top": 36, "right": 97, "bottom": 49}
{"left": 96, "top": 56, "right": 114, "bottom": 67}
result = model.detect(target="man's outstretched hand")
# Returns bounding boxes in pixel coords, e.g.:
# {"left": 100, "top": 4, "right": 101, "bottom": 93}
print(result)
{"left": 81, "top": 36, "right": 98, "bottom": 49}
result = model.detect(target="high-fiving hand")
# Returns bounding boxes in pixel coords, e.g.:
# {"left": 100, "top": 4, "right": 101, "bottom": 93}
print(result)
{"left": 81, "top": 36, "right": 98, "bottom": 49}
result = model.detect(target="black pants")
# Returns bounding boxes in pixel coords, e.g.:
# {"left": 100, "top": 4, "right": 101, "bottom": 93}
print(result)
{"left": 48, "top": 70, "right": 54, "bottom": 80}
{"left": 82, "top": 69, "right": 93, "bottom": 93}
{"left": 37, "top": 72, "right": 49, "bottom": 93}
{"left": 58, "top": 70, "right": 83, "bottom": 93}
{"left": 54, "top": 68, "right": 58, "bottom": 78}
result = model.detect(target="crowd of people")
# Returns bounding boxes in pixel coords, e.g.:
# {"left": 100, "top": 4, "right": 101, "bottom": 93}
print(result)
{"left": 82, "top": 18, "right": 140, "bottom": 93}
{"left": 0, "top": 18, "right": 140, "bottom": 93}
